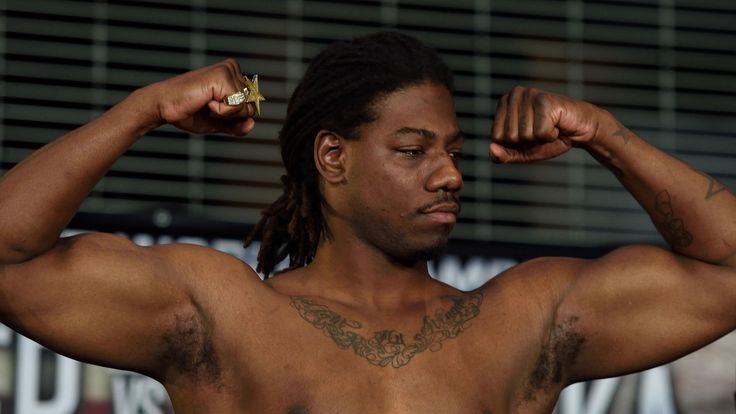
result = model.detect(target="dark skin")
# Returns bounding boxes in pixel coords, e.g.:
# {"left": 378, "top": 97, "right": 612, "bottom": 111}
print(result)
{"left": 0, "top": 60, "right": 735, "bottom": 413}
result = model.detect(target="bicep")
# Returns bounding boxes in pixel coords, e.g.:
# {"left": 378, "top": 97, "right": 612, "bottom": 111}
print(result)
{"left": 0, "top": 232, "right": 197, "bottom": 377}
{"left": 560, "top": 245, "right": 736, "bottom": 382}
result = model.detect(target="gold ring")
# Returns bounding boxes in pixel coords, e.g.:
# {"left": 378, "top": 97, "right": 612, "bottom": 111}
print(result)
{"left": 221, "top": 74, "right": 265, "bottom": 116}
{"left": 242, "top": 74, "right": 265, "bottom": 116}
{"left": 223, "top": 90, "right": 248, "bottom": 106}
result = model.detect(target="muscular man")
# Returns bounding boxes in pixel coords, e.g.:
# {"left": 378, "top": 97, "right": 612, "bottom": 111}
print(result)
{"left": 1, "top": 32, "right": 734, "bottom": 413}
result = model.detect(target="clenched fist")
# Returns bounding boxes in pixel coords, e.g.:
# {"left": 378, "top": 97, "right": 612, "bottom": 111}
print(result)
{"left": 490, "top": 86, "right": 618, "bottom": 163}
{"left": 138, "top": 59, "right": 258, "bottom": 136}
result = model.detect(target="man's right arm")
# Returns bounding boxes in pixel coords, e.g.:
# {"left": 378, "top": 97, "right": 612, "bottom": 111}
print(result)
{"left": 0, "top": 59, "right": 258, "bottom": 379}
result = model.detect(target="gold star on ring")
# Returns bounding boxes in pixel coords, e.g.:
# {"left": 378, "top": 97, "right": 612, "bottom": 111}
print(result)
{"left": 243, "top": 74, "right": 265, "bottom": 116}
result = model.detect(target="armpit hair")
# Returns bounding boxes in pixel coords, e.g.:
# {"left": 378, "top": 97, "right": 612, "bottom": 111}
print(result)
{"left": 158, "top": 311, "right": 222, "bottom": 385}
{"left": 525, "top": 316, "right": 585, "bottom": 400}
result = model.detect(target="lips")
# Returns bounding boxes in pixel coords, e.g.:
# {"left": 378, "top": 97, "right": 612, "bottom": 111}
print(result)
{"left": 421, "top": 202, "right": 460, "bottom": 215}
{"left": 420, "top": 202, "right": 460, "bottom": 224}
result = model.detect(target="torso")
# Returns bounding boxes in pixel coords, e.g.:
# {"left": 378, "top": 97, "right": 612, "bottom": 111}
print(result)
{"left": 160, "top": 259, "right": 570, "bottom": 414}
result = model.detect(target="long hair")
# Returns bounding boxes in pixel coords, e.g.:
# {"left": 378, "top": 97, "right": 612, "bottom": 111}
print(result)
{"left": 244, "top": 31, "right": 454, "bottom": 277}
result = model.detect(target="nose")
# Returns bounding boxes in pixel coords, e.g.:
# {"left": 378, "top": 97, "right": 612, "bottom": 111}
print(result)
{"left": 425, "top": 153, "right": 463, "bottom": 193}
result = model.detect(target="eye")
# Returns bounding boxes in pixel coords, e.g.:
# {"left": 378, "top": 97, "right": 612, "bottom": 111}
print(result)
{"left": 398, "top": 149, "right": 424, "bottom": 157}
{"left": 449, "top": 151, "right": 464, "bottom": 159}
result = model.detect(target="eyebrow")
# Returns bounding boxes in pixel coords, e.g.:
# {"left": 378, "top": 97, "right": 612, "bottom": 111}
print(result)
{"left": 392, "top": 127, "right": 465, "bottom": 142}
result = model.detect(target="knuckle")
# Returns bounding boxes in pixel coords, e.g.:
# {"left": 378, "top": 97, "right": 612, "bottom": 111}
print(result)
{"left": 533, "top": 93, "right": 552, "bottom": 110}
{"left": 216, "top": 64, "right": 232, "bottom": 79}
{"left": 495, "top": 94, "right": 508, "bottom": 109}
{"left": 220, "top": 58, "right": 242, "bottom": 75}
{"left": 520, "top": 128, "right": 534, "bottom": 140}
{"left": 510, "top": 85, "right": 526, "bottom": 95}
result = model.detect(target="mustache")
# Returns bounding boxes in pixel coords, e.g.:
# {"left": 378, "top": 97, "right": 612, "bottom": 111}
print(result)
{"left": 416, "top": 192, "right": 461, "bottom": 214}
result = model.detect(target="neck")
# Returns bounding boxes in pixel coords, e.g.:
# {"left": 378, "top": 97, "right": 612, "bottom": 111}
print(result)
{"left": 304, "top": 236, "right": 437, "bottom": 311}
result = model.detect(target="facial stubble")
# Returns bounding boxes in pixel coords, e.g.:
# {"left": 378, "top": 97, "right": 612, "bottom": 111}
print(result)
{"left": 349, "top": 199, "right": 453, "bottom": 265}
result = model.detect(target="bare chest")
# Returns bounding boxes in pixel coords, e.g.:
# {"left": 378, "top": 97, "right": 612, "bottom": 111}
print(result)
{"left": 173, "top": 338, "right": 557, "bottom": 414}
{"left": 226, "top": 337, "right": 505, "bottom": 413}
{"left": 165, "top": 289, "right": 560, "bottom": 413}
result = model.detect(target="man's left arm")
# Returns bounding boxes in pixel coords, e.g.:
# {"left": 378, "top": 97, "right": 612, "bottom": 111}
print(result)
{"left": 491, "top": 86, "right": 736, "bottom": 382}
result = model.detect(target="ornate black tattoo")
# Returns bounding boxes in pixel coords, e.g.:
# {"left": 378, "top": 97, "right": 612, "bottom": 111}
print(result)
{"left": 526, "top": 317, "right": 585, "bottom": 400}
{"left": 290, "top": 293, "right": 483, "bottom": 368}
{"left": 654, "top": 190, "right": 693, "bottom": 247}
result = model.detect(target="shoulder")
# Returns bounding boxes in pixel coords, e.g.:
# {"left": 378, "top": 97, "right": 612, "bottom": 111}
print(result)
{"left": 155, "top": 242, "right": 260, "bottom": 279}
{"left": 479, "top": 256, "right": 586, "bottom": 305}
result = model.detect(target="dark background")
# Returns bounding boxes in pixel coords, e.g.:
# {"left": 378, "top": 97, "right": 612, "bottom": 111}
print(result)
{"left": 2, "top": 0, "right": 734, "bottom": 261}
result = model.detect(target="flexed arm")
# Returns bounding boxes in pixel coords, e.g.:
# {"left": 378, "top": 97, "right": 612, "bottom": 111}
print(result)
{"left": 0, "top": 60, "right": 260, "bottom": 379}
{"left": 491, "top": 86, "right": 735, "bottom": 265}
{"left": 0, "top": 59, "right": 255, "bottom": 263}
{"left": 490, "top": 86, "right": 736, "bottom": 385}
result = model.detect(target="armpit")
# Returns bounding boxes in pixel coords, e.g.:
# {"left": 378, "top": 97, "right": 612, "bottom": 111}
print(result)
{"left": 525, "top": 316, "right": 585, "bottom": 399}
{"left": 287, "top": 405, "right": 311, "bottom": 414}
{"left": 158, "top": 311, "right": 222, "bottom": 385}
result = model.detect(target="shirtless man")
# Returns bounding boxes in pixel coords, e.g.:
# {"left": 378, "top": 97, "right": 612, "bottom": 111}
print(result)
{"left": 0, "top": 31, "right": 734, "bottom": 414}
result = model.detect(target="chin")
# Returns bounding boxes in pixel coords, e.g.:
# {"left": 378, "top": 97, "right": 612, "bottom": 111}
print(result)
{"left": 389, "top": 235, "right": 450, "bottom": 265}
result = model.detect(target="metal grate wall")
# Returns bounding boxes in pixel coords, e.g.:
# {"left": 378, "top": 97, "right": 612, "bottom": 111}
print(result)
{"left": 1, "top": 0, "right": 734, "bottom": 248}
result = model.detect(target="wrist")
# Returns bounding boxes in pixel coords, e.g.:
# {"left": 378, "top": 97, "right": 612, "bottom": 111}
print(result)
{"left": 581, "top": 109, "right": 624, "bottom": 150}
{"left": 114, "top": 85, "right": 166, "bottom": 138}
{"left": 581, "top": 111, "right": 638, "bottom": 174}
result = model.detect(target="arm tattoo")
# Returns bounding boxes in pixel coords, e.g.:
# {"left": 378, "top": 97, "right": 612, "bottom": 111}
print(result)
{"left": 691, "top": 168, "right": 729, "bottom": 201}
{"left": 612, "top": 121, "right": 631, "bottom": 145}
{"left": 290, "top": 293, "right": 483, "bottom": 368}
{"left": 654, "top": 190, "right": 693, "bottom": 248}
{"left": 704, "top": 176, "right": 728, "bottom": 201}
{"left": 598, "top": 122, "right": 630, "bottom": 163}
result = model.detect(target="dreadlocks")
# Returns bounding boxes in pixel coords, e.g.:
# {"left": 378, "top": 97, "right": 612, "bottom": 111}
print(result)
{"left": 244, "top": 31, "right": 454, "bottom": 277}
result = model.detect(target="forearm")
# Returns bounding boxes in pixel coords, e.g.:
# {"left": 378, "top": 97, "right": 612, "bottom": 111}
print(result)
{"left": 0, "top": 88, "right": 160, "bottom": 263}
{"left": 584, "top": 117, "right": 736, "bottom": 266}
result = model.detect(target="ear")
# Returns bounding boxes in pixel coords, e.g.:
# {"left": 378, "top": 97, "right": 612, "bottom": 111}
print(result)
{"left": 314, "top": 130, "right": 347, "bottom": 184}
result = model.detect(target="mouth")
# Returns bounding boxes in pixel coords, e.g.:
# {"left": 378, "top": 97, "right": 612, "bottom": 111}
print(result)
{"left": 419, "top": 202, "right": 460, "bottom": 224}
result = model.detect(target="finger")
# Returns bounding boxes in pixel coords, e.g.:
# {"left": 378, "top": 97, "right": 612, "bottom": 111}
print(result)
{"left": 490, "top": 139, "right": 571, "bottom": 164}
{"left": 223, "top": 60, "right": 263, "bottom": 120}
{"left": 209, "top": 59, "right": 255, "bottom": 119}
{"left": 225, "top": 117, "right": 256, "bottom": 136}
{"left": 199, "top": 116, "right": 256, "bottom": 137}
{"left": 518, "top": 88, "right": 535, "bottom": 142}
{"left": 489, "top": 142, "right": 523, "bottom": 163}
{"left": 532, "top": 93, "right": 560, "bottom": 142}
{"left": 491, "top": 94, "right": 509, "bottom": 142}
{"left": 220, "top": 58, "right": 246, "bottom": 93}
{"left": 208, "top": 99, "right": 256, "bottom": 119}
{"left": 503, "top": 86, "right": 524, "bottom": 145}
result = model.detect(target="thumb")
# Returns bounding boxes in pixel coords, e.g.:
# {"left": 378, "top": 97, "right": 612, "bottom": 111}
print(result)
{"left": 490, "top": 140, "right": 572, "bottom": 163}
{"left": 489, "top": 143, "right": 527, "bottom": 163}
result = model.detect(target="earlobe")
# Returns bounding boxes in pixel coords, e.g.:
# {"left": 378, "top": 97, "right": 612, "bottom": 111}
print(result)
{"left": 314, "top": 130, "right": 347, "bottom": 184}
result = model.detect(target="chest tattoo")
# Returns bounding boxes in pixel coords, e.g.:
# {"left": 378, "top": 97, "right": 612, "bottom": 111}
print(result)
{"left": 290, "top": 293, "right": 483, "bottom": 368}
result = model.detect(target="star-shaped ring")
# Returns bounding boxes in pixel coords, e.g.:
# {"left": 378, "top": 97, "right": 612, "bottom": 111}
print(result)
{"left": 222, "top": 74, "right": 266, "bottom": 116}
{"left": 243, "top": 74, "right": 265, "bottom": 116}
